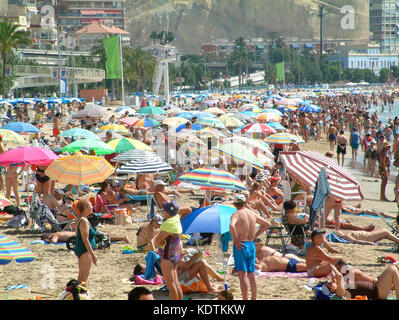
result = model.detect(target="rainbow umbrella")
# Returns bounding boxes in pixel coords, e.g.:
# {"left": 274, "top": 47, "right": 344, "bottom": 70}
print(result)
{"left": 99, "top": 124, "right": 129, "bottom": 134}
{"left": 213, "top": 143, "right": 264, "bottom": 170}
{"left": 0, "top": 235, "right": 36, "bottom": 265}
{"left": 107, "top": 138, "right": 152, "bottom": 153}
{"left": 0, "top": 129, "right": 25, "bottom": 145}
{"left": 196, "top": 117, "right": 225, "bottom": 129}
{"left": 0, "top": 146, "right": 58, "bottom": 167}
{"left": 45, "top": 152, "right": 115, "bottom": 185}
{"left": 61, "top": 138, "right": 115, "bottom": 155}
{"left": 133, "top": 118, "right": 160, "bottom": 128}
{"left": 264, "top": 132, "right": 305, "bottom": 144}
{"left": 176, "top": 167, "right": 246, "bottom": 190}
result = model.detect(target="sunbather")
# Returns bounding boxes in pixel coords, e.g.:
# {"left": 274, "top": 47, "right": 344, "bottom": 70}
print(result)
{"left": 255, "top": 238, "right": 305, "bottom": 263}
{"left": 41, "top": 230, "right": 130, "bottom": 244}
{"left": 255, "top": 255, "right": 307, "bottom": 273}
{"left": 334, "top": 229, "right": 399, "bottom": 245}
{"left": 341, "top": 203, "right": 396, "bottom": 219}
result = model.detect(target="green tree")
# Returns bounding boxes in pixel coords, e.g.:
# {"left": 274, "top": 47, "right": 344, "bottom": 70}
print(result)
{"left": 0, "top": 18, "right": 31, "bottom": 97}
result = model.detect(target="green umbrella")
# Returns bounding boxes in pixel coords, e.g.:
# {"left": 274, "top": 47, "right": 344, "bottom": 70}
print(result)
{"left": 107, "top": 138, "right": 153, "bottom": 153}
{"left": 136, "top": 106, "right": 166, "bottom": 115}
{"left": 61, "top": 138, "right": 115, "bottom": 155}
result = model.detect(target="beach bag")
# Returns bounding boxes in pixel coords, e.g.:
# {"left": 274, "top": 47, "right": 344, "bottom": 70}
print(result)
{"left": 58, "top": 279, "right": 90, "bottom": 300}
{"left": 180, "top": 277, "right": 209, "bottom": 293}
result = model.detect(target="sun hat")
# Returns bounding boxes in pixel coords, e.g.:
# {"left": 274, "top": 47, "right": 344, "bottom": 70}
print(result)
{"left": 162, "top": 200, "right": 179, "bottom": 216}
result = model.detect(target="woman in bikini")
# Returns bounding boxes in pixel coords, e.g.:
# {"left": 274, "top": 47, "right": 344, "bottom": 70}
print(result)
{"left": 34, "top": 165, "right": 51, "bottom": 197}
{"left": 148, "top": 200, "right": 184, "bottom": 300}
{"left": 95, "top": 181, "right": 112, "bottom": 213}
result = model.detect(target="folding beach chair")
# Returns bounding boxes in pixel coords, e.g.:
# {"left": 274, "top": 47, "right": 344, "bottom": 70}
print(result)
{"left": 281, "top": 211, "right": 309, "bottom": 249}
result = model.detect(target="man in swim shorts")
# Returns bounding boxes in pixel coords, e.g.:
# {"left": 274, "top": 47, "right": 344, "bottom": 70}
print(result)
{"left": 230, "top": 194, "right": 270, "bottom": 300}
{"left": 255, "top": 255, "right": 307, "bottom": 273}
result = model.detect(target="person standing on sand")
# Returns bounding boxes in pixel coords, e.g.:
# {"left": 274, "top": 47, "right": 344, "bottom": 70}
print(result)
{"left": 0, "top": 135, "right": 5, "bottom": 191}
{"left": 378, "top": 141, "right": 391, "bottom": 201}
{"left": 327, "top": 124, "right": 338, "bottom": 151}
{"left": 336, "top": 130, "right": 348, "bottom": 167}
{"left": 229, "top": 194, "right": 270, "bottom": 300}
{"left": 350, "top": 127, "right": 360, "bottom": 162}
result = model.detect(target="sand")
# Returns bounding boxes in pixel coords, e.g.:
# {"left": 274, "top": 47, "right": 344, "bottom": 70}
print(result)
{"left": 0, "top": 104, "right": 398, "bottom": 300}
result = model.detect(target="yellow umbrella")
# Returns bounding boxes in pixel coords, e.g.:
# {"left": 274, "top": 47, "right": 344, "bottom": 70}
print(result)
{"left": 204, "top": 107, "right": 226, "bottom": 115}
{"left": 256, "top": 113, "right": 282, "bottom": 122}
{"left": 99, "top": 124, "right": 129, "bottom": 133}
{"left": 233, "top": 94, "right": 243, "bottom": 99}
{"left": 0, "top": 129, "right": 25, "bottom": 145}
{"left": 197, "top": 127, "right": 225, "bottom": 139}
{"left": 45, "top": 152, "right": 115, "bottom": 185}
{"left": 218, "top": 114, "right": 244, "bottom": 128}
{"left": 162, "top": 117, "right": 189, "bottom": 127}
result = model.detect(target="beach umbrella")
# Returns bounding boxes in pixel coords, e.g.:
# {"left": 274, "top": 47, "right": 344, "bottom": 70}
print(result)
{"left": 277, "top": 106, "right": 297, "bottom": 113}
{"left": 239, "top": 105, "right": 264, "bottom": 113}
{"left": 225, "top": 135, "right": 274, "bottom": 161}
{"left": 0, "top": 235, "right": 36, "bottom": 265}
{"left": 177, "top": 167, "right": 246, "bottom": 191}
{"left": 256, "top": 113, "right": 281, "bottom": 123}
{"left": 133, "top": 118, "right": 160, "bottom": 128}
{"left": 213, "top": 143, "right": 264, "bottom": 170}
{"left": 197, "top": 127, "right": 226, "bottom": 139}
{"left": 107, "top": 138, "right": 152, "bottom": 153}
{"left": 279, "top": 151, "right": 363, "bottom": 201}
{"left": 136, "top": 106, "right": 166, "bottom": 115}
{"left": 0, "top": 129, "right": 25, "bottom": 144}
{"left": 115, "top": 108, "right": 136, "bottom": 117}
{"left": 162, "top": 117, "right": 189, "bottom": 127}
{"left": 218, "top": 115, "right": 244, "bottom": 128}
{"left": 240, "top": 123, "right": 276, "bottom": 134}
{"left": 261, "top": 108, "right": 283, "bottom": 117}
{"left": 45, "top": 152, "right": 115, "bottom": 185}
{"left": 175, "top": 112, "right": 196, "bottom": 120}
{"left": 266, "top": 122, "right": 287, "bottom": 131}
{"left": 167, "top": 131, "right": 206, "bottom": 147}
{"left": 72, "top": 106, "right": 107, "bottom": 119}
{"left": 264, "top": 133, "right": 305, "bottom": 145}
{"left": 112, "top": 149, "right": 158, "bottom": 163}
{"left": 1, "top": 122, "right": 39, "bottom": 133}
{"left": 240, "top": 111, "right": 258, "bottom": 118}
{"left": 175, "top": 122, "right": 202, "bottom": 133}
{"left": 59, "top": 128, "right": 100, "bottom": 140}
{"left": 116, "top": 157, "right": 172, "bottom": 175}
{"left": 204, "top": 107, "right": 226, "bottom": 115}
{"left": 194, "top": 112, "right": 217, "bottom": 119}
{"left": 166, "top": 105, "right": 184, "bottom": 115}
{"left": 119, "top": 117, "right": 140, "bottom": 127}
{"left": 61, "top": 138, "right": 115, "bottom": 155}
{"left": 99, "top": 124, "right": 129, "bottom": 134}
{"left": 115, "top": 106, "right": 135, "bottom": 113}
{"left": 196, "top": 117, "right": 225, "bottom": 129}
{"left": 0, "top": 146, "right": 58, "bottom": 167}
{"left": 297, "top": 104, "right": 322, "bottom": 113}
{"left": 181, "top": 204, "right": 236, "bottom": 235}
{"left": 229, "top": 112, "right": 252, "bottom": 122}
{"left": 0, "top": 195, "right": 13, "bottom": 207}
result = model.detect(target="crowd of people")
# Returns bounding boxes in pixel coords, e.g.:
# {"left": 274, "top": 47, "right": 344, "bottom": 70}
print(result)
{"left": 1, "top": 88, "right": 399, "bottom": 301}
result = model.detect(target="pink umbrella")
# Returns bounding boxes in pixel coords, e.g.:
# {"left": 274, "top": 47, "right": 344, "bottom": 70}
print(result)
{"left": 119, "top": 117, "right": 140, "bottom": 127}
{"left": 241, "top": 123, "right": 276, "bottom": 134}
{"left": 0, "top": 146, "right": 58, "bottom": 167}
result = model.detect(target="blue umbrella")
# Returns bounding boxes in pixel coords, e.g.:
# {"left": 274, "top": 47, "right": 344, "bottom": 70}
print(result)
{"left": 181, "top": 204, "right": 236, "bottom": 235}
{"left": 175, "top": 112, "right": 195, "bottom": 120}
{"left": 297, "top": 105, "right": 321, "bottom": 113}
{"left": 277, "top": 106, "right": 295, "bottom": 113}
{"left": 266, "top": 122, "right": 287, "bottom": 131}
{"left": 194, "top": 112, "right": 217, "bottom": 119}
{"left": 176, "top": 123, "right": 202, "bottom": 133}
{"left": 59, "top": 128, "right": 100, "bottom": 140}
{"left": 1, "top": 122, "right": 40, "bottom": 133}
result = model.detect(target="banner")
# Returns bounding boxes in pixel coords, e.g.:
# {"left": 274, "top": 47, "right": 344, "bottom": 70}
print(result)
{"left": 276, "top": 62, "right": 284, "bottom": 82}
{"left": 103, "top": 35, "right": 121, "bottom": 79}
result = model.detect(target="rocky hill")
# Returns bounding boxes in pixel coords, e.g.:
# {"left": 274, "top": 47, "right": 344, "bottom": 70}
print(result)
{"left": 124, "top": 0, "right": 369, "bottom": 54}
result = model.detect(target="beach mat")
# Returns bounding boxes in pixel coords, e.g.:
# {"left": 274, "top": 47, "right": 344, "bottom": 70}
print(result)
{"left": 256, "top": 271, "right": 311, "bottom": 279}
{"left": 342, "top": 211, "right": 394, "bottom": 219}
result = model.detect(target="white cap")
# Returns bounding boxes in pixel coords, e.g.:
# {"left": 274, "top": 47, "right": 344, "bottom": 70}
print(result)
{"left": 154, "top": 180, "right": 167, "bottom": 187}
{"left": 233, "top": 194, "right": 246, "bottom": 203}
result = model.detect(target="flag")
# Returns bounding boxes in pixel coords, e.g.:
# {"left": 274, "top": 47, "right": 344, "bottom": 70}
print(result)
{"left": 276, "top": 62, "right": 284, "bottom": 82}
{"left": 103, "top": 36, "right": 121, "bottom": 79}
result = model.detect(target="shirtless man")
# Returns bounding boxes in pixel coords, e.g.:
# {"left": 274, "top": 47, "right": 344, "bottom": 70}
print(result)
{"left": 336, "top": 130, "right": 348, "bottom": 167}
{"left": 327, "top": 124, "right": 338, "bottom": 151}
{"left": 334, "top": 228, "right": 399, "bottom": 245}
{"left": 136, "top": 214, "right": 163, "bottom": 250}
{"left": 229, "top": 194, "right": 270, "bottom": 300}
{"left": 255, "top": 238, "right": 305, "bottom": 263}
{"left": 5, "top": 164, "right": 23, "bottom": 208}
{"left": 306, "top": 230, "right": 344, "bottom": 278}
{"left": 41, "top": 230, "right": 129, "bottom": 244}
{"left": 255, "top": 255, "right": 307, "bottom": 273}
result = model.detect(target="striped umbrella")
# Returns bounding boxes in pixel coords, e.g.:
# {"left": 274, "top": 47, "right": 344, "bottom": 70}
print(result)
{"left": 45, "top": 152, "right": 115, "bottom": 185}
{"left": 279, "top": 151, "right": 363, "bottom": 201}
{"left": 256, "top": 113, "right": 281, "bottom": 122}
{"left": 240, "top": 123, "right": 276, "bottom": 134}
{"left": 116, "top": 157, "right": 172, "bottom": 175}
{"left": 264, "top": 132, "right": 305, "bottom": 144}
{"left": 176, "top": 167, "right": 246, "bottom": 190}
{"left": 99, "top": 124, "right": 129, "bottom": 134}
{"left": 61, "top": 138, "right": 115, "bottom": 155}
{"left": 196, "top": 117, "right": 225, "bottom": 129}
{"left": 119, "top": 117, "right": 140, "bottom": 127}
{"left": 197, "top": 127, "right": 226, "bottom": 139}
{"left": 0, "top": 235, "right": 36, "bottom": 265}
{"left": 107, "top": 138, "right": 152, "bottom": 153}
{"left": 266, "top": 122, "right": 287, "bottom": 131}
{"left": 59, "top": 128, "right": 100, "bottom": 140}
{"left": 113, "top": 149, "right": 159, "bottom": 163}
{"left": 0, "top": 129, "right": 25, "bottom": 144}
{"left": 213, "top": 143, "right": 264, "bottom": 170}
{"left": 133, "top": 118, "right": 160, "bottom": 128}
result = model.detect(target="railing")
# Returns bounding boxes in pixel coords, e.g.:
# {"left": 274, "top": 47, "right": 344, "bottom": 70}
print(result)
{"left": 13, "top": 65, "right": 105, "bottom": 80}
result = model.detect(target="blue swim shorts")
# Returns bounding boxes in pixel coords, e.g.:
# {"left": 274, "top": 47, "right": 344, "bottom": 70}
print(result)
{"left": 233, "top": 241, "right": 256, "bottom": 273}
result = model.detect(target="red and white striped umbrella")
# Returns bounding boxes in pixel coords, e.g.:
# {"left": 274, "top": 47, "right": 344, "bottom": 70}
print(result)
{"left": 279, "top": 151, "right": 363, "bottom": 201}
{"left": 119, "top": 117, "right": 140, "bottom": 127}
{"left": 240, "top": 123, "right": 276, "bottom": 134}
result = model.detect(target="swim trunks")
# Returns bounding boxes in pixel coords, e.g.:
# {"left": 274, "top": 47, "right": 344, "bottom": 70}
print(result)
{"left": 233, "top": 241, "right": 256, "bottom": 273}
{"left": 285, "top": 258, "right": 299, "bottom": 273}
{"left": 328, "top": 134, "right": 336, "bottom": 141}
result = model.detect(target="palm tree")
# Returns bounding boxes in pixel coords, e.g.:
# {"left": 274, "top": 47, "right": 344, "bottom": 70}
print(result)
{"left": 124, "top": 48, "right": 156, "bottom": 93}
{"left": 0, "top": 18, "right": 31, "bottom": 97}
{"left": 229, "top": 49, "right": 251, "bottom": 88}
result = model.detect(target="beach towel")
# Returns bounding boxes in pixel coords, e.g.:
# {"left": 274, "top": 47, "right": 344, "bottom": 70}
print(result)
{"left": 143, "top": 251, "right": 162, "bottom": 280}
{"left": 135, "top": 275, "right": 164, "bottom": 286}
{"left": 255, "top": 271, "right": 311, "bottom": 279}
{"left": 325, "top": 232, "right": 352, "bottom": 244}
{"left": 341, "top": 211, "right": 393, "bottom": 219}
{"left": 180, "top": 277, "right": 209, "bottom": 293}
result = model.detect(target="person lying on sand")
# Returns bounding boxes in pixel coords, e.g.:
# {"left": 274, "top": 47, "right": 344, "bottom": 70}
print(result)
{"left": 255, "top": 238, "right": 305, "bottom": 263}
{"left": 41, "top": 231, "right": 130, "bottom": 244}
{"left": 334, "top": 229, "right": 399, "bottom": 245}
{"left": 341, "top": 203, "right": 396, "bottom": 219}
{"left": 255, "top": 255, "right": 307, "bottom": 273}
